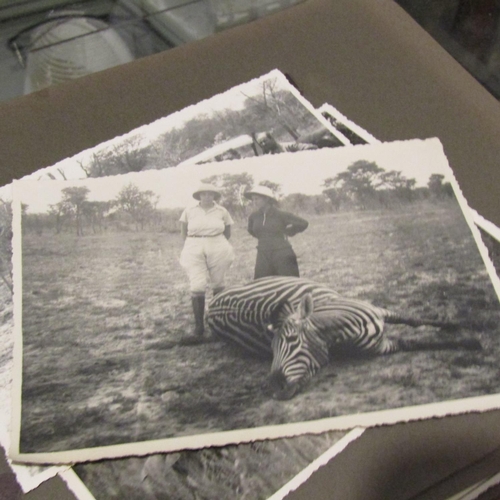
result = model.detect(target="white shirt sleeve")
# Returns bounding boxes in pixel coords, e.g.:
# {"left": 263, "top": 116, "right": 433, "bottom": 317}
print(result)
{"left": 222, "top": 208, "right": 234, "bottom": 225}
{"left": 179, "top": 208, "right": 188, "bottom": 224}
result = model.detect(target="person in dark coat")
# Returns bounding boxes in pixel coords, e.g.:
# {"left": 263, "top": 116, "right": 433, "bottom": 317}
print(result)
{"left": 245, "top": 186, "right": 309, "bottom": 279}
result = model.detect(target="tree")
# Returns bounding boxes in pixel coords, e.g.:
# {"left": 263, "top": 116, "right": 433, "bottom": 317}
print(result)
{"left": 322, "top": 187, "right": 346, "bottom": 211}
{"left": 428, "top": 174, "right": 445, "bottom": 196}
{"left": 112, "top": 137, "right": 151, "bottom": 173}
{"left": 241, "top": 78, "right": 301, "bottom": 139}
{"left": 151, "top": 126, "right": 195, "bottom": 168}
{"left": 115, "top": 184, "right": 158, "bottom": 230}
{"left": 281, "top": 193, "right": 331, "bottom": 215}
{"left": 258, "top": 180, "right": 282, "bottom": 196}
{"left": 202, "top": 172, "right": 254, "bottom": 219}
{"left": 378, "top": 170, "right": 417, "bottom": 205}
{"left": 60, "top": 186, "right": 90, "bottom": 236}
{"left": 79, "top": 135, "right": 152, "bottom": 178}
{"left": 428, "top": 173, "right": 454, "bottom": 199}
{"left": 48, "top": 201, "right": 73, "bottom": 234}
{"left": 325, "top": 160, "right": 385, "bottom": 209}
{"left": 76, "top": 153, "right": 108, "bottom": 178}
{"left": 82, "top": 201, "right": 114, "bottom": 233}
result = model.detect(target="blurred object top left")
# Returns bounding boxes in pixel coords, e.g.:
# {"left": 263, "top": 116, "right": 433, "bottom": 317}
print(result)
{"left": 0, "top": 0, "right": 305, "bottom": 102}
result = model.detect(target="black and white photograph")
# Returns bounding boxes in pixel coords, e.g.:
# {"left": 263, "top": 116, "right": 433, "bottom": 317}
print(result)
{"left": 63, "top": 429, "right": 363, "bottom": 500}
{"left": 10, "top": 138, "right": 500, "bottom": 463}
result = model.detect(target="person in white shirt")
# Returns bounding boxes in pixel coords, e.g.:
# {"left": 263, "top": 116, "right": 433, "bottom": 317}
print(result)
{"left": 179, "top": 183, "right": 235, "bottom": 339}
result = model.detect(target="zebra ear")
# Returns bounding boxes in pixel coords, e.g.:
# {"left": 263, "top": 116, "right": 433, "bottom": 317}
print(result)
{"left": 298, "top": 293, "right": 314, "bottom": 319}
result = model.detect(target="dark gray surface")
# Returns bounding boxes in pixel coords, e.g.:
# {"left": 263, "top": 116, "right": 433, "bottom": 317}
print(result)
{"left": 288, "top": 411, "right": 500, "bottom": 500}
{"left": 2, "top": 0, "right": 500, "bottom": 498}
{"left": 396, "top": 0, "right": 500, "bottom": 101}
{"left": 411, "top": 445, "right": 500, "bottom": 500}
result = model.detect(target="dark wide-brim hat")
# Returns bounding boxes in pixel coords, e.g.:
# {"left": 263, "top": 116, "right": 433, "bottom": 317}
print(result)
{"left": 244, "top": 185, "right": 277, "bottom": 202}
{"left": 193, "top": 183, "right": 222, "bottom": 201}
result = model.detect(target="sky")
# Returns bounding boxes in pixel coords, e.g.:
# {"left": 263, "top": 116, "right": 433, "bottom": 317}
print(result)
{"left": 14, "top": 138, "right": 459, "bottom": 214}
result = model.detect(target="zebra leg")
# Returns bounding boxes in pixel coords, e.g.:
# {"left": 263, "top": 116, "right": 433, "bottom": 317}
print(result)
{"left": 397, "top": 338, "right": 482, "bottom": 351}
{"left": 383, "top": 311, "right": 460, "bottom": 332}
{"left": 369, "top": 324, "right": 481, "bottom": 354}
{"left": 411, "top": 319, "right": 461, "bottom": 333}
{"left": 370, "top": 337, "right": 400, "bottom": 355}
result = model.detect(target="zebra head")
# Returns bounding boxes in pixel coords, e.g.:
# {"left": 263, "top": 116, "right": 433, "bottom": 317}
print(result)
{"left": 263, "top": 293, "right": 329, "bottom": 400}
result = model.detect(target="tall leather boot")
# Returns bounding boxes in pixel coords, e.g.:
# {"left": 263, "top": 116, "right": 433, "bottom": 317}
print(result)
{"left": 191, "top": 294, "right": 205, "bottom": 336}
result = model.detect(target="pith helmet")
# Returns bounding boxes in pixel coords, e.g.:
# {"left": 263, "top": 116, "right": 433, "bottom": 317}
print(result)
{"left": 193, "top": 183, "right": 222, "bottom": 201}
{"left": 244, "top": 185, "right": 277, "bottom": 202}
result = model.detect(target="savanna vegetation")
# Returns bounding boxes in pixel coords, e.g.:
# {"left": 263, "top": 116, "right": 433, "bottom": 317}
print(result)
{"left": 54, "top": 78, "right": 341, "bottom": 180}
{"left": 19, "top": 194, "right": 500, "bottom": 454}
{"left": 21, "top": 160, "right": 455, "bottom": 238}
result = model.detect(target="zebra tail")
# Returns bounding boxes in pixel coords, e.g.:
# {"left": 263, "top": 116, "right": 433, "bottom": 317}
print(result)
{"left": 383, "top": 310, "right": 460, "bottom": 331}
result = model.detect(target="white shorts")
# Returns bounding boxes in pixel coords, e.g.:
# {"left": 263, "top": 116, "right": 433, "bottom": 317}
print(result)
{"left": 180, "top": 235, "right": 235, "bottom": 293}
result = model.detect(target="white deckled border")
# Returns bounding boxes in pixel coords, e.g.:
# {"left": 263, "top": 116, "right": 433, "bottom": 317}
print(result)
{"left": 446, "top": 471, "right": 500, "bottom": 500}
{"left": 267, "top": 427, "right": 365, "bottom": 500}
{"left": 472, "top": 209, "right": 500, "bottom": 244}
{"left": 318, "top": 103, "right": 380, "bottom": 145}
{"left": 60, "top": 469, "right": 97, "bottom": 500}
{"left": 10, "top": 463, "right": 70, "bottom": 493}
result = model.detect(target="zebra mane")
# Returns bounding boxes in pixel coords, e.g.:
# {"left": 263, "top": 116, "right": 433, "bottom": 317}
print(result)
{"left": 269, "top": 299, "right": 296, "bottom": 328}
{"left": 269, "top": 294, "right": 315, "bottom": 326}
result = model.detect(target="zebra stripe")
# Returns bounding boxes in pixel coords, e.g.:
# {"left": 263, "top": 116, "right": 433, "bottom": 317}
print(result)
{"left": 207, "top": 276, "right": 340, "bottom": 356}
{"left": 207, "top": 276, "right": 478, "bottom": 400}
{"left": 308, "top": 300, "right": 388, "bottom": 351}
{"left": 265, "top": 293, "right": 399, "bottom": 399}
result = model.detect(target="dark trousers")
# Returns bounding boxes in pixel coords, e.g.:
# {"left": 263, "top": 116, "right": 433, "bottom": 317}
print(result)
{"left": 254, "top": 247, "right": 300, "bottom": 279}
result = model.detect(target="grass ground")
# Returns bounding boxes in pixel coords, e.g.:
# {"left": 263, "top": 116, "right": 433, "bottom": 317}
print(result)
{"left": 19, "top": 201, "right": 500, "bottom": 453}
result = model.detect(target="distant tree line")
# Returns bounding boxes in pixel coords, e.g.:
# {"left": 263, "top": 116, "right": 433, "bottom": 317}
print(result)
{"left": 204, "top": 161, "right": 454, "bottom": 218}
{"left": 321, "top": 161, "right": 453, "bottom": 211}
{"left": 22, "top": 160, "right": 455, "bottom": 237}
{"left": 22, "top": 184, "right": 181, "bottom": 237}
